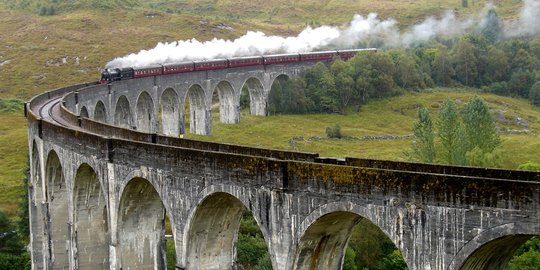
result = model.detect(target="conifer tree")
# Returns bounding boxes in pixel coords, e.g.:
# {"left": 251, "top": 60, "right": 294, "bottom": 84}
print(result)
{"left": 410, "top": 107, "right": 436, "bottom": 163}
{"left": 452, "top": 38, "right": 479, "bottom": 86}
{"left": 462, "top": 96, "right": 500, "bottom": 153}
{"left": 481, "top": 9, "right": 502, "bottom": 43}
{"left": 437, "top": 99, "right": 467, "bottom": 165}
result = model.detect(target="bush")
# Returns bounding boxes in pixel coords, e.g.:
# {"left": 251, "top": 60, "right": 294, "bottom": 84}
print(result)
{"left": 0, "top": 252, "right": 30, "bottom": 270}
{"left": 0, "top": 99, "right": 24, "bottom": 112}
{"left": 518, "top": 162, "right": 540, "bottom": 171}
{"left": 325, "top": 124, "right": 343, "bottom": 139}
{"left": 482, "top": 82, "right": 508, "bottom": 95}
{"left": 38, "top": 5, "right": 55, "bottom": 16}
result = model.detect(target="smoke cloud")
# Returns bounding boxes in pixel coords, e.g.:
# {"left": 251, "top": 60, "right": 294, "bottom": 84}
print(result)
{"left": 107, "top": 0, "right": 540, "bottom": 68}
{"left": 504, "top": 0, "right": 540, "bottom": 37}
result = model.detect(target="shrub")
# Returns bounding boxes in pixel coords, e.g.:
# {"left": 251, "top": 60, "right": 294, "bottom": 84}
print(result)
{"left": 518, "top": 162, "right": 540, "bottom": 171}
{"left": 325, "top": 124, "right": 343, "bottom": 139}
{"left": 0, "top": 99, "right": 24, "bottom": 112}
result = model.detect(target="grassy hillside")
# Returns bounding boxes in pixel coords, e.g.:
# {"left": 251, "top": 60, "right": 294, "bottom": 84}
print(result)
{"left": 0, "top": 0, "right": 525, "bottom": 100}
{"left": 192, "top": 89, "right": 540, "bottom": 169}
{"left": 0, "top": 0, "right": 532, "bottom": 215}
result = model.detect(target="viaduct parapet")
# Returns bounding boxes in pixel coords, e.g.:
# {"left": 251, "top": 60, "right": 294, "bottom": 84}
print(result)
{"left": 26, "top": 58, "right": 540, "bottom": 270}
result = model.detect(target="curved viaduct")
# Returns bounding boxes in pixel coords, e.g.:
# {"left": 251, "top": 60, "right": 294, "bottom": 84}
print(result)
{"left": 26, "top": 59, "right": 540, "bottom": 270}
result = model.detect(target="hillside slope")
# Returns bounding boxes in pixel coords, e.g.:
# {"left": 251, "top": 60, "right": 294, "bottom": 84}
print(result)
{"left": 193, "top": 89, "right": 540, "bottom": 168}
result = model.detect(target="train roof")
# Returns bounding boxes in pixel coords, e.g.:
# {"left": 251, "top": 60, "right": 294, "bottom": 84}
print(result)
{"left": 299, "top": 50, "right": 338, "bottom": 55}
{"left": 228, "top": 55, "right": 264, "bottom": 60}
{"left": 193, "top": 58, "right": 228, "bottom": 63}
{"left": 163, "top": 62, "right": 193, "bottom": 67}
{"left": 338, "top": 48, "right": 377, "bottom": 53}
{"left": 263, "top": 53, "right": 301, "bottom": 58}
{"left": 133, "top": 64, "right": 162, "bottom": 70}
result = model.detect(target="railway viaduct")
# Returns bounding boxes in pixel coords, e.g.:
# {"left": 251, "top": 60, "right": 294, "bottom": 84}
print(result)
{"left": 26, "top": 58, "right": 540, "bottom": 270}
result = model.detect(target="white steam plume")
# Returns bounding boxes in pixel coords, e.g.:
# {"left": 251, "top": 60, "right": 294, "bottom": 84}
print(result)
{"left": 107, "top": 1, "right": 540, "bottom": 68}
{"left": 504, "top": 0, "right": 540, "bottom": 38}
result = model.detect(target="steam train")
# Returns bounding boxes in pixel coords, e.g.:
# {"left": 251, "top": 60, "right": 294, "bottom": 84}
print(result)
{"left": 100, "top": 48, "right": 376, "bottom": 84}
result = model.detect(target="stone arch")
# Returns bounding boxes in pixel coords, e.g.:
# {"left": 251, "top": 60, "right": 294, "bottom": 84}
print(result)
{"left": 451, "top": 223, "right": 538, "bottom": 270}
{"left": 79, "top": 106, "right": 89, "bottom": 118}
{"left": 72, "top": 163, "right": 108, "bottom": 269}
{"left": 45, "top": 150, "right": 69, "bottom": 269}
{"left": 185, "top": 191, "right": 263, "bottom": 269}
{"left": 114, "top": 95, "right": 132, "bottom": 129}
{"left": 241, "top": 77, "right": 266, "bottom": 116}
{"left": 185, "top": 84, "right": 209, "bottom": 135}
{"left": 136, "top": 91, "right": 155, "bottom": 133}
{"left": 117, "top": 177, "right": 167, "bottom": 269}
{"left": 269, "top": 73, "right": 291, "bottom": 90}
{"left": 292, "top": 211, "right": 361, "bottom": 270}
{"left": 94, "top": 100, "right": 107, "bottom": 123}
{"left": 160, "top": 88, "right": 182, "bottom": 136}
{"left": 213, "top": 80, "right": 239, "bottom": 124}
{"left": 267, "top": 74, "right": 292, "bottom": 115}
{"left": 291, "top": 202, "right": 406, "bottom": 270}
{"left": 30, "top": 141, "right": 45, "bottom": 268}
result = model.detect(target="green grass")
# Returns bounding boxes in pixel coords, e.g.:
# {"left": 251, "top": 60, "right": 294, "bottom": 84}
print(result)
{"left": 0, "top": 110, "right": 27, "bottom": 216}
{"left": 190, "top": 88, "right": 540, "bottom": 169}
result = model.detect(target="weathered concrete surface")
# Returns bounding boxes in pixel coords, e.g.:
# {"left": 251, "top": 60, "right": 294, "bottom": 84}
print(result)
{"left": 27, "top": 65, "right": 540, "bottom": 270}
{"left": 73, "top": 164, "right": 108, "bottom": 269}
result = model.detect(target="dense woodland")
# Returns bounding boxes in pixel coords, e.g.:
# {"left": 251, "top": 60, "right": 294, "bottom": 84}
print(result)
{"left": 263, "top": 37, "right": 540, "bottom": 117}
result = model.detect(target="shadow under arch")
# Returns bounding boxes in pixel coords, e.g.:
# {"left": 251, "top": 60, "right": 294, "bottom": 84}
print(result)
{"left": 94, "top": 100, "right": 107, "bottom": 123}
{"left": 241, "top": 77, "right": 266, "bottom": 116}
{"left": 450, "top": 223, "right": 538, "bottom": 270}
{"left": 212, "top": 80, "right": 239, "bottom": 124}
{"left": 291, "top": 202, "right": 407, "bottom": 270}
{"left": 79, "top": 106, "right": 89, "bottom": 118}
{"left": 160, "top": 88, "right": 182, "bottom": 136}
{"left": 45, "top": 149, "right": 69, "bottom": 269}
{"left": 117, "top": 177, "right": 169, "bottom": 269}
{"left": 136, "top": 91, "right": 155, "bottom": 133}
{"left": 185, "top": 191, "right": 272, "bottom": 269}
{"left": 72, "top": 163, "right": 108, "bottom": 270}
{"left": 30, "top": 141, "right": 45, "bottom": 268}
{"left": 114, "top": 95, "right": 132, "bottom": 129}
{"left": 184, "top": 84, "right": 208, "bottom": 134}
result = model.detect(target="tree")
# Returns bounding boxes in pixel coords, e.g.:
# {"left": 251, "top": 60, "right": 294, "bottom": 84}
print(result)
{"left": 351, "top": 51, "right": 396, "bottom": 100}
{"left": 529, "top": 81, "right": 540, "bottom": 106}
{"left": 392, "top": 50, "right": 424, "bottom": 89}
{"left": 237, "top": 213, "right": 270, "bottom": 269}
{"left": 345, "top": 219, "right": 406, "bottom": 270}
{"left": 508, "top": 237, "right": 540, "bottom": 270}
{"left": 452, "top": 38, "right": 479, "bottom": 86}
{"left": 461, "top": 96, "right": 500, "bottom": 154}
{"left": 480, "top": 8, "right": 501, "bottom": 43}
{"left": 437, "top": 99, "right": 467, "bottom": 165}
{"left": 512, "top": 49, "right": 537, "bottom": 72}
{"left": 432, "top": 46, "right": 455, "bottom": 86}
{"left": 304, "top": 62, "right": 339, "bottom": 113}
{"left": 485, "top": 46, "right": 510, "bottom": 83}
{"left": 268, "top": 76, "right": 305, "bottom": 115}
{"left": 410, "top": 107, "right": 436, "bottom": 163}
{"left": 508, "top": 70, "right": 536, "bottom": 98}
{"left": 331, "top": 59, "right": 355, "bottom": 112}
